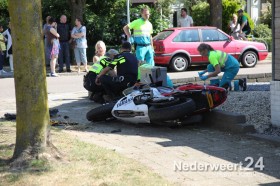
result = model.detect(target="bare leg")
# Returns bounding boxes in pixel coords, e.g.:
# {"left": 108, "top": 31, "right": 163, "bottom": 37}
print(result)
{"left": 9, "top": 55, "right": 13, "bottom": 72}
{"left": 84, "top": 63, "right": 88, "bottom": 72}
{"left": 50, "top": 56, "right": 58, "bottom": 74}
{"left": 77, "top": 63, "right": 81, "bottom": 73}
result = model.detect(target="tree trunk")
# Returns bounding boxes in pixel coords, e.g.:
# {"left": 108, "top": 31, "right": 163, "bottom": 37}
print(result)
{"left": 68, "top": 0, "right": 87, "bottom": 26}
{"left": 207, "top": 0, "right": 222, "bottom": 29}
{"left": 8, "top": 0, "right": 50, "bottom": 163}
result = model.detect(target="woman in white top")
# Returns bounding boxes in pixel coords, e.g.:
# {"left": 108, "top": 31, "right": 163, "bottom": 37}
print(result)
{"left": 92, "top": 40, "right": 106, "bottom": 64}
{"left": 229, "top": 14, "right": 240, "bottom": 39}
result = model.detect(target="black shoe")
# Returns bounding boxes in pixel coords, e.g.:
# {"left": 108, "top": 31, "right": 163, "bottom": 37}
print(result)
{"left": 58, "top": 69, "right": 64, "bottom": 73}
{"left": 67, "top": 69, "right": 72, "bottom": 72}
{"left": 239, "top": 78, "right": 247, "bottom": 91}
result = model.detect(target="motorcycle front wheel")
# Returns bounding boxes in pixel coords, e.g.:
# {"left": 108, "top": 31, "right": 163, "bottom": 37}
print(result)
{"left": 86, "top": 102, "right": 115, "bottom": 122}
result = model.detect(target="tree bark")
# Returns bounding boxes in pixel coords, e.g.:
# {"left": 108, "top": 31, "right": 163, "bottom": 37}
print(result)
{"left": 68, "top": 0, "right": 87, "bottom": 26}
{"left": 8, "top": 0, "right": 50, "bottom": 162}
{"left": 207, "top": 0, "right": 222, "bottom": 29}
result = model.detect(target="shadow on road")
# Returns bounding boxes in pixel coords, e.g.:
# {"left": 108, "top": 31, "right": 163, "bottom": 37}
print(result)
{"left": 50, "top": 95, "right": 280, "bottom": 183}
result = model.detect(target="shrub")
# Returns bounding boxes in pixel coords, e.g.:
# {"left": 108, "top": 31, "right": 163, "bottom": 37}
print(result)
{"left": 254, "top": 37, "right": 272, "bottom": 52}
{"left": 191, "top": 2, "right": 210, "bottom": 26}
{"left": 253, "top": 23, "right": 272, "bottom": 38}
{"left": 222, "top": 0, "right": 243, "bottom": 34}
{"left": 259, "top": 3, "right": 272, "bottom": 28}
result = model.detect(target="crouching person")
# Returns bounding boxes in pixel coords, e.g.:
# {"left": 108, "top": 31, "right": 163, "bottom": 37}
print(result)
{"left": 95, "top": 42, "right": 138, "bottom": 102}
{"left": 197, "top": 43, "right": 246, "bottom": 91}
{"left": 84, "top": 56, "right": 113, "bottom": 103}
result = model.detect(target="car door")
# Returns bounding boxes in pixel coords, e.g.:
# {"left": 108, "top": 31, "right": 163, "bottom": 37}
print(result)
{"left": 200, "top": 29, "right": 236, "bottom": 61}
{"left": 172, "top": 29, "right": 202, "bottom": 63}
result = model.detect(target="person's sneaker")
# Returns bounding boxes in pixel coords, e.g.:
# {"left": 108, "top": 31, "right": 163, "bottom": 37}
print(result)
{"left": 58, "top": 69, "right": 64, "bottom": 73}
{"left": 66, "top": 69, "right": 72, "bottom": 72}
{"left": 0, "top": 70, "right": 7, "bottom": 75}
{"left": 239, "top": 78, "right": 247, "bottom": 91}
{"left": 50, "top": 73, "right": 59, "bottom": 77}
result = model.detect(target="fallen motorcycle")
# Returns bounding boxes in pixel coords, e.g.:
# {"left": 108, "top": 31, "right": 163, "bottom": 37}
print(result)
{"left": 86, "top": 83, "right": 227, "bottom": 124}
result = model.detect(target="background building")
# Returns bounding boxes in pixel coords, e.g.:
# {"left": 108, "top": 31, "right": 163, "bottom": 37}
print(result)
{"left": 271, "top": 0, "right": 280, "bottom": 127}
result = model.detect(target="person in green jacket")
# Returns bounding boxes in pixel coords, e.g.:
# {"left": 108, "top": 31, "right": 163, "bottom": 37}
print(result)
{"left": 197, "top": 43, "right": 246, "bottom": 91}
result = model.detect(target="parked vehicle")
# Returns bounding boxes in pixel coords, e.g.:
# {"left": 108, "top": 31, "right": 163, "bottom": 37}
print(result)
{"left": 153, "top": 26, "right": 268, "bottom": 72}
{"left": 86, "top": 83, "right": 228, "bottom": 125}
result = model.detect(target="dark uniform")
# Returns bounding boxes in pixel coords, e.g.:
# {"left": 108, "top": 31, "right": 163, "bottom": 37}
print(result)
{"left": 84, "top": 56, "right": 111, "bottom": 93}
{"left": 99, "top": 51, "right": 138, "bottom": 98}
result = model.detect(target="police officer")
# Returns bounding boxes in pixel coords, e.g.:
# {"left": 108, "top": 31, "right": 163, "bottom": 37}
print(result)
{"left": 123, "top": 6, "right": 154, "bottom": 66}
{"left": 95, "top": 42, "right": 138, "bottom": 101}
{"left": 84, "top": 56, "right": 112, "bottom": 102}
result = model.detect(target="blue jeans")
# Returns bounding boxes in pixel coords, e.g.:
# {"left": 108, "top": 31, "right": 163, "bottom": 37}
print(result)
{"left": 58, "top": 41, "right": 71, "bottom": 70}
{"left": 207, "top": 55, "right": 239, "bottom": 87}
{"left": 74, "top": 48, "right": 87, "bottom": 65}
{"left": 0, "top": 51, "right": 4, "bottom": 70}
{"left": 44, "top": 38, "right": 50, "bottom": 65}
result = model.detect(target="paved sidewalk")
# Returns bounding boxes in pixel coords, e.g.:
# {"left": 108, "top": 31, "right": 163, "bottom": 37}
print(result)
{"left": 1, "top": 53, "right": 279, "bottom": 185}
{"left": 2, "top": 91, "right": 278, "bottom": 185}
{"left": 1, "top": 89, "right": 280, "bottom": 185}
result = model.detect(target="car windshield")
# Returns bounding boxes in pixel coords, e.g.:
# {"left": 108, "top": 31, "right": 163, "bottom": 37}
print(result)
{"left": 153, "top": 30, "right": 173, "bottom": 41}
{"left": 173, "top": 29, "right": 199, "bottom": 42}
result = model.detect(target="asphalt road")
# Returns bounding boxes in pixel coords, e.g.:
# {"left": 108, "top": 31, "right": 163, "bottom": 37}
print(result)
{"left": 0, "top": 58, "right": 272, "bottom": 100}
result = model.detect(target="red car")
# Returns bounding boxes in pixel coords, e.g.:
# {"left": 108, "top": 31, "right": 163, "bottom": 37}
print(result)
{"left": 153, "top": 26, "right": 268, "bottom": 72}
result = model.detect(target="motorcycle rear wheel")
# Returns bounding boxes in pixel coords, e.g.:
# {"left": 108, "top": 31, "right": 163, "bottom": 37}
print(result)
{"left": 149, "top": 98, "right": 196, "bottom": 122}
{"left": 86, "top": 102, "right": 115, "bottom": 122}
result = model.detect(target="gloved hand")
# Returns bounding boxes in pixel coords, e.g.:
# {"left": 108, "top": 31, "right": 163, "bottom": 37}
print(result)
{"left": 198, "top": 71, "right": 206, "bottom": 76}
{"left": 128, "top": 37, "right": 134, "bottom": 44}
{"left": 200, "top": 75, "right": 208, "bottom": 81}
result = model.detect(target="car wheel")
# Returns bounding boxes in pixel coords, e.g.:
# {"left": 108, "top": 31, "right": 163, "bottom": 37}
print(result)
{"left": 241, "top": 51, "right": 258, "bottom": 68}
{"left": 170, "top": 55, "right": 189, "bottom": 72}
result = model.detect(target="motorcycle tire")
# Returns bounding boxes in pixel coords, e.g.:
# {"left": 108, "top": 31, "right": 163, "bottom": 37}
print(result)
{"left": 149, "top": 98, "right": 196, "bottom": 122}
{"left": 86, "top": 102, "right": 115, "bottom": 122}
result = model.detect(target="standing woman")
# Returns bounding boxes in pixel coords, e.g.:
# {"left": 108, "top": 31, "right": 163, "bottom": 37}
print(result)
{"left": 45, "top": 17, "right": 60, "bottom": 77}
{"left": 197, "top": 43, "right": 246, "bottom": 91}
{"left": 2, "top": 21, "right": 13, "bottom": 72}
{"left": 71, "top": 18, "right": 88, "bottom": 73}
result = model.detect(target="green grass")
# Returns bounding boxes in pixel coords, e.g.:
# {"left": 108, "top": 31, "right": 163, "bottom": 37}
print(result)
{"left": 0, "top": 121, "right": 172, "bottom": 186}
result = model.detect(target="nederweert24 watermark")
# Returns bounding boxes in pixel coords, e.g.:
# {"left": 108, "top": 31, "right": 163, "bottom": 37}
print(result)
{"left": 174, "top": 157, "right": 264, "bottom": 172}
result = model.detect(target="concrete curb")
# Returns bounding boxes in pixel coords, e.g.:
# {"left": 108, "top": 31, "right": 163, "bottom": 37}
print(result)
{"left": 172, "top": 73, "right": 272, "bottom": 84}
{"left": 201, "top": 109, "right": 256, "bottom": 134}
{"left": 247, "top": 133, "right": 280, "bottom": 146}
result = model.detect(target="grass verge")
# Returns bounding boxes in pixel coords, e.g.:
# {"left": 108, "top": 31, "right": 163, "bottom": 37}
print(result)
{"left": 0, "top": 121, "right": 171, "bottom": 186}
